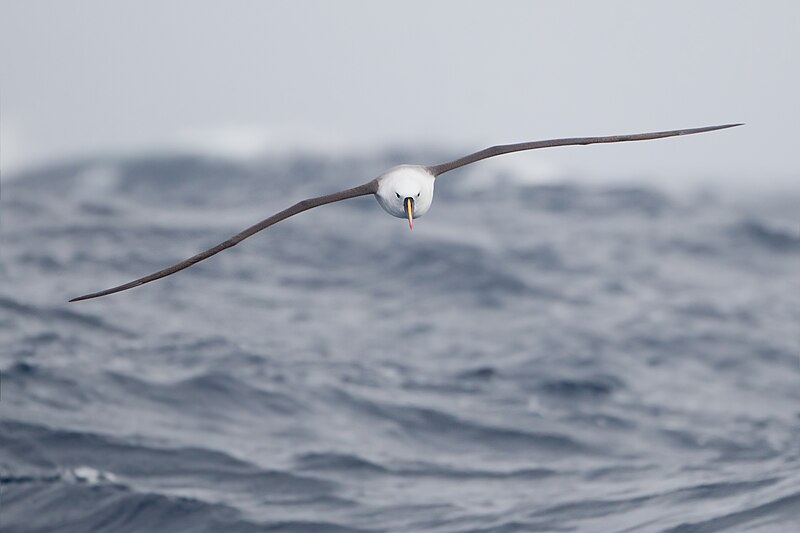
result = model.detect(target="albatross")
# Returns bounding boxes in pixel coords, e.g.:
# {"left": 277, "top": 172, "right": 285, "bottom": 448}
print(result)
{"left": 70, "top": 123, "right": 741, "bottom": 302}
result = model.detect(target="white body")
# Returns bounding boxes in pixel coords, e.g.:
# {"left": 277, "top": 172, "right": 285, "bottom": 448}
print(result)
{"left": 374, "top": 165, "right": 436, "bottom": 219}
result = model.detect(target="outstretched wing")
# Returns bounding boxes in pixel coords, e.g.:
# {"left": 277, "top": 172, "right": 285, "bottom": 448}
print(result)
{"left": 426, "top": 123, "right": 742, "bottom": 177}
{"left": 70, "top": 180, "right": 378, "bottom": 302}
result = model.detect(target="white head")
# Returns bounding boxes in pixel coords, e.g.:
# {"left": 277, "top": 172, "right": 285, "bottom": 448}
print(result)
{"left": 374, "top": 165, "right": 435, "bottom": 230}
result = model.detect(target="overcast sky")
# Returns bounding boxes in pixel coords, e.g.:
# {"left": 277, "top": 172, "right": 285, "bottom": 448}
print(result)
{"left": 2, "top": 1, "right": 798, "bottom": 191}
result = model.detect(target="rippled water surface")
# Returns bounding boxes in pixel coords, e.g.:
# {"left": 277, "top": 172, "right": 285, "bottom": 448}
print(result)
{"left": 2, "top": 153, "right": 799, "bottom": 532}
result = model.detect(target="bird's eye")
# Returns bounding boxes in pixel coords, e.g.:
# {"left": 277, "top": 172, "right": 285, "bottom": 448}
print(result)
{"left": 416, "top": 193, "right": 420, "bottom": 198}
{"left": 395, "top": 192, "right": 401, "bottom": 199}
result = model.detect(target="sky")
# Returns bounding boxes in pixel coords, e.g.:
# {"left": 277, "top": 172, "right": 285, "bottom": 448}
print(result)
{"left": 2, "top": 1, "right": 798, "bottom": 191}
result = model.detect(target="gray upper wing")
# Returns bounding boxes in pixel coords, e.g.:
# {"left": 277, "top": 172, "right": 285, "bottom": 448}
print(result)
{"left": 426, "top": 124, "right": 742, "bottom": 177}
{"left": 70, "top": 180, "right": 378, "bottom": 302}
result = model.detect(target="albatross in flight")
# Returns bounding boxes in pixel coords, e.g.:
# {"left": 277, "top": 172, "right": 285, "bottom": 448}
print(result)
{"left": 70, "top": 123, "right": 741, "bottom": 302}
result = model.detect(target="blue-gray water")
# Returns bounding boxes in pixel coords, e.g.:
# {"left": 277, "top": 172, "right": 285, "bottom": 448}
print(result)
{"left": 2, "top": 152, "right": 799, "bottom": 532}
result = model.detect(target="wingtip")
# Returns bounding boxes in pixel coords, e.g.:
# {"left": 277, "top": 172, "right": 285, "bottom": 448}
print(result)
{"left": 699, "top": 123, "right": 743, "bottom": 131}
{"left": 685, "top": 123, "right": 744, "bottom": 135}
{"left": 69, "top": 293, "right": 96, "bottom": 303}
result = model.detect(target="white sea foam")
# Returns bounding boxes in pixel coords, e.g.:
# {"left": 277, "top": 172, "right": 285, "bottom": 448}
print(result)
{"left": 63, "top": 466, "right": 118, "bottom": 485}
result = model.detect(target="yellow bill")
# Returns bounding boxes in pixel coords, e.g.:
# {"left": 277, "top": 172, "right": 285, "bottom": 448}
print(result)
{"left": 405, "top": 197, "right": 413, "bottom": 230}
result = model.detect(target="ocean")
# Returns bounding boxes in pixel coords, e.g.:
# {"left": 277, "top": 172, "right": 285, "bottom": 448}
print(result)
{"left": 2, "top": 151, "right": 799, "bottom": 532}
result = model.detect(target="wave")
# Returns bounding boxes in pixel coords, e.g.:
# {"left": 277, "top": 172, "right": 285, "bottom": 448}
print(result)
{"left": 536, "top": 377, "right": 621, "bottom": 400}
{"left": 665, "top": 489, "right": 800, "bottom": 532}
{"left": 386, "top": 239, "right": 561, "bottom": 304}
{"left": 105, "top": 371, "right": 306, "bottom": 419}
{"left": 294, "top": 452, "right": 389, "bottom": 475}
{"left": 1, "top": 480, "right": 368, "bottom": 533}
{"left": 327, "top": 389, "right": 596, "bottom": 456}
{"left": 0, "top": 420, "right": 347, "bottom": 531}
{"left": 2, "top": 362, "right": 94, "bottom": 412}
{"left": 0, "top": 420, "right": 328, "bottom": 488}
{"left": 730, "top": 218, "right": 800, "bottom": 253}
{"left": 294, "top": 452, "right": 558, "bottom": 481}
{"left": 0, "top": 297, "right": 135, "bottom": 337}
{"left": 515, "top": 183, "right": 673, "bottom": 215}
